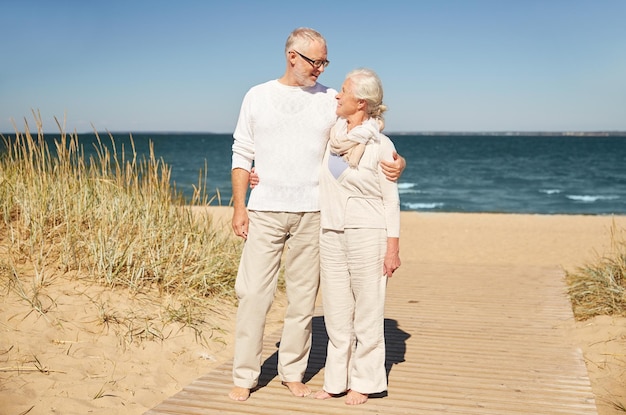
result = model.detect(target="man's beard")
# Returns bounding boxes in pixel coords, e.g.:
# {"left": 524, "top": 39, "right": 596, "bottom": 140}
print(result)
{"left": 295, "top": 71, "right": 317, "bottom": 88}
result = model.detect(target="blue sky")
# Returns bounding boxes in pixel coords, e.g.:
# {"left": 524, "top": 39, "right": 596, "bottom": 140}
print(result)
{"left": 2, "top": 0, "right": 625, "bottom": 133}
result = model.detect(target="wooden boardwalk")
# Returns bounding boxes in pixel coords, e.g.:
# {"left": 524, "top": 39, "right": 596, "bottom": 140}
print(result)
{"left": 145, "top": 262, "right": 597, "bottom": 415}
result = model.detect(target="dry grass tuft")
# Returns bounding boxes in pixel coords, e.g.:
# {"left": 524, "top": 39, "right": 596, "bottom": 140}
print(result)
{"left": 566, "top": 219, "right": 626, "bottom": 321}
{"left": 0, "top": 113, "right": 242, "bottom": 344}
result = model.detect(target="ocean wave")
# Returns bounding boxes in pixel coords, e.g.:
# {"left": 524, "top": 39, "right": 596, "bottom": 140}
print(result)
{"left": 540, "top": 189, "right": 561, "bottom": 195}
{"left": 566, "top": 195, "right": 620, "bottom": 203}
{"left": 398, "top": 182, "right": 421, "bottom": 195}
{"left": 399, "top": 189, "right": 422, "bottom": 195}
{"left": 403, "top": 202, "right": 444, "bottom": 210}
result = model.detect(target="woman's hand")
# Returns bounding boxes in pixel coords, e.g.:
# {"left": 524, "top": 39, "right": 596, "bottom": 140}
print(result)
{"left": 383, "top": 237, "right": 400, "bottom": 277}
{"left": 249, "top": 167, "right": 259, "bottom": 188}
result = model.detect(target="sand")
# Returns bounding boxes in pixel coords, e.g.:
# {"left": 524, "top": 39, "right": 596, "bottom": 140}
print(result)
{"left": 1, "top": 209, "right": 625, "bottom": 415}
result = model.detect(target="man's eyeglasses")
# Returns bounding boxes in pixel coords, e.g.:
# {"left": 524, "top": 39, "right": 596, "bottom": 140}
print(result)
{"left": 293, "top": 50, "right": 330, "bottom": 69}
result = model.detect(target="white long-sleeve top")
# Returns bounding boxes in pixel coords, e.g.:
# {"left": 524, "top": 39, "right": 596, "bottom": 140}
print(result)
{"left": 232, "top": 80, "right": 338, "bottom": 212}
{"left": 320, "top": 118, "right": 401, "bottom": 237}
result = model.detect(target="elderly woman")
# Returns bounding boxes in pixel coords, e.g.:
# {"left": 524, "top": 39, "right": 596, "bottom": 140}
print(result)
{"left": 315, "top": 68, "right": 401, "bottom": 405}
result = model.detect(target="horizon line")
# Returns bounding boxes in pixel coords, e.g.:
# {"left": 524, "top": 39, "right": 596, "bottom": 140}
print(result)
{"left": 3, "top": 130, "right": 626, "bottom": 136}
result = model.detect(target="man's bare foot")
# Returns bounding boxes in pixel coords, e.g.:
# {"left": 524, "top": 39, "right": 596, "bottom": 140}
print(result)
{"left": 228, "top": 386, "right": 250, "bottom": 401}
{"left": 345, "top": 389, "right": 368, "bottom": 405}
{"left": 314, "top": 390, "right": 333, "bottom": 400}
{"left": 281, "top": 381, "right": 311, "bottom": 397}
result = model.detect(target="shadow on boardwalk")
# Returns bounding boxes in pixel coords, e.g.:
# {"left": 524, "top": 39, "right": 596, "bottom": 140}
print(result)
{"left": 252, "top": 316, "right": 411, "bottom": 396}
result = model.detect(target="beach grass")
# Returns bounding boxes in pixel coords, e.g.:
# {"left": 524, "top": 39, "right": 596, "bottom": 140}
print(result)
{"left": 0, "top": 113, "right": 242, "bottom": 345}
{"left": 566, "top": 219, "right": 626, "bottom": 321}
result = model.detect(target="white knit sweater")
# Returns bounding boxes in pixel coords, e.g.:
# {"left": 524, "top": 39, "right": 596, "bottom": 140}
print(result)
{"left": 232, "top": 80, "right": 338, "bottom": 212}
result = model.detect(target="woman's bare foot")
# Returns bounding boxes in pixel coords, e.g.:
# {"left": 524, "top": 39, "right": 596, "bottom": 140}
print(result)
{"left": 345, "top": 389, "right": 368, "bottom": 405}
{"left": 314, "top": 390, "right": 334, "bottom": 400}
{"left": 281, "top": 381, "right": 311, "bottom": 397}
{"left": 228, "top": 386, "right": 250, "bottom": 401}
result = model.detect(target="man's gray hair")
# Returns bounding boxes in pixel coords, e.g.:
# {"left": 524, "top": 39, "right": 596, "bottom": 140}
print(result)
{"left": 285, "top": 27, "right": 327, "bottom": 55}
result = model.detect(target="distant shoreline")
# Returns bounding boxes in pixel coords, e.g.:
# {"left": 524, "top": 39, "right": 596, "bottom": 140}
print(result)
{"left": 387, "top": 131, "right": 626, "bottom": 137}
{"left": 3, "top": 131, "right": 625, "bottom": 137}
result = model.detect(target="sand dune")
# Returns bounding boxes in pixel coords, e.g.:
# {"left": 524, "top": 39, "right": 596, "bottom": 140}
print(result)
{"left": 1, "top": 209, "right": 624, "bottom": 415}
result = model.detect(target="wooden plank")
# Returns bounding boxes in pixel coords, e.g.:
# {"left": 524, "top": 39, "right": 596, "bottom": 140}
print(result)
{"left": 145, "top": 263, "right": 597, "bottom": 415}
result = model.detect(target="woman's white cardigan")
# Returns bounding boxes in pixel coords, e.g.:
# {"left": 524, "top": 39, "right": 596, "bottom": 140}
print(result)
{"left": 319, "top": 123, "right": 400, "bottom": 238}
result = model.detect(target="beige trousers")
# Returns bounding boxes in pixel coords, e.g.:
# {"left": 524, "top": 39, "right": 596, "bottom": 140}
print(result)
{"left": 232, "top": 211, "right": 320, "bottom": 389}
{"left": 319, "top": 228, "right": 388, "bottom": 395}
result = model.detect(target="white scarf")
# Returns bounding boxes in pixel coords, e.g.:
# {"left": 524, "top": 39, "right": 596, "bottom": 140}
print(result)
{"left": 329, "top": 118, "right": 380, "bottom": 168}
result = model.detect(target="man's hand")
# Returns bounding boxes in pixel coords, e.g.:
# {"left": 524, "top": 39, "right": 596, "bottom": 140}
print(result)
{"left": 232, "top": 206, "right": 249, "bottom": 239}
{"left": 231, "top": 168, "right": 251, "bottom": 239}
{"left": 380, "top": 151, "right": 406, "bottom": 181}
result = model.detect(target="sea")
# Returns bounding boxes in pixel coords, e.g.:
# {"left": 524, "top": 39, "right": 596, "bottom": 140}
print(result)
{"left": 5, "top": 132, "right": 626, "bottom": 215}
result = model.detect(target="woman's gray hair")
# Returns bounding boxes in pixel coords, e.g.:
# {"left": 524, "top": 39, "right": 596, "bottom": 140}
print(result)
{"left": 285, "top": 27, "right": 327, "bottom": 55}
{"left": 346, "top": 68, "right": 387, "bottom": 120}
